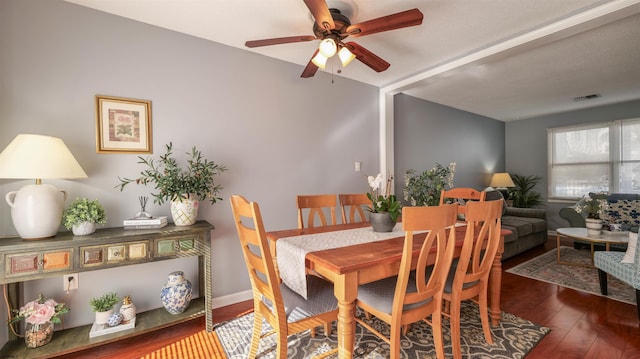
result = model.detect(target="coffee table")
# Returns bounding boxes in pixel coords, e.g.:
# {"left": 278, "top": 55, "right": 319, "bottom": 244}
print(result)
{"left": 556, "top": 227, "right": 629, "bottom": 267}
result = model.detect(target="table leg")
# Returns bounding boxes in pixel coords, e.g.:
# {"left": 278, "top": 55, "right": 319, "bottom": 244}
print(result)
{"left": 557, "top": 233, "right": 562, "bottom": 263}
{"left": 489, "top": 248, "right": 503, "bottom": 326}
{"left": 334, "top": 273, "right": 358, "bottom": 359}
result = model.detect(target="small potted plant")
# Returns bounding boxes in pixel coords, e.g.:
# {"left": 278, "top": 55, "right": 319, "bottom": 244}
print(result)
{"left": 9, "top": 293, "right": 69, "bottom": 348}
{"left": 89, "top": 292, "right": 120, "bottom": 325}
{"left": 116, "top": 142, "right": 227, "bottom": 226}
{"left": 366, "top": 173, "right": 402, "bottom": 232}
{"left": 62, "top": 198, "right": 107, "bottom": 236}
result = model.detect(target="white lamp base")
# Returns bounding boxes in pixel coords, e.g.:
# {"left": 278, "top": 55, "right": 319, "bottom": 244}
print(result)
{"left": 5, "top": 183, "right": 67, "bottom": 239}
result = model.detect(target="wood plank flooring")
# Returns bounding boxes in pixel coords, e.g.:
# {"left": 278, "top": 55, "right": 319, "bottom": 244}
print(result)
{"left": 55, "top": 237, "right": 639, "bottom": 358}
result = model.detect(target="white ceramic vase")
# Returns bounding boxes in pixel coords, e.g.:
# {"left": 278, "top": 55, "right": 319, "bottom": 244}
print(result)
{"left": 94, "top": 308, "right": 114, "bottom": 325}
{"left": 585, "top": 217, "right": 603, "bottom": 236}
{"left": 72, "top": 221, "right": 96, "bottom": 236}
{"left": 170, "top": 196, "right": 199, "bottom": 226}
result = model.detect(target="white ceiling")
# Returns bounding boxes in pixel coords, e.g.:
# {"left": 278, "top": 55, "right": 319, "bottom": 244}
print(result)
{"left": 66, "top": 0, "right": 640, "bottom": 122}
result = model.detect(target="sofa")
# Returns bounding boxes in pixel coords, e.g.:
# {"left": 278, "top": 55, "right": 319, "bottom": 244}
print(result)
{"left": 559, "top": 193, "right": 640, "bottom": 232}
{"left": 485, "top": 190, "right": 548, "bottom": 260}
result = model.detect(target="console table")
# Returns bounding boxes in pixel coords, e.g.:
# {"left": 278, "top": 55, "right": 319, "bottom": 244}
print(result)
{"left": 0, "top": 220, "right": 213, "bottom": 359}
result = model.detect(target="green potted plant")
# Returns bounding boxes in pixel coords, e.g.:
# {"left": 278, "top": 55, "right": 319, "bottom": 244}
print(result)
{"left": 403, "top": 162, "right": 456, "bottom": 207}
{"left": 508, "top": 174, "right": 543, "bottom": 208}
{"left": 366, "top": 173, "right": 402, "bottom": 232}
{"left": 89, "top": 292, "right": 120, "bottom": 325}
{"left": 116, "top": 142, "right": 227, "bottom": 226}
{"left": 62, "top": 198, "right": 107, "bottom": 236}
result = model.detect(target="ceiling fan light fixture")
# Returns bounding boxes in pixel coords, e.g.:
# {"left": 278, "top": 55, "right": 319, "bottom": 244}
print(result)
{"left": 318, "top": 38, "right": 337, "bottom": 57}
{"left": 338, "top": 46, "right": 356, "bottom": 67}
{"left": 311, "top": 52, "right": 328, "bottom": 69}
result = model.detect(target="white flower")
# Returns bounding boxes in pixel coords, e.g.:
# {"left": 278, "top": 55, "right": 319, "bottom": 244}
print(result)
{"left": 368, "top": 173, "right": 385, "bottom": 193}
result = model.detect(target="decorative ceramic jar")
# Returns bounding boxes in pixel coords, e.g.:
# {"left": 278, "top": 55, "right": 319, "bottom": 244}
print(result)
{"left": 24, "top": 322, "right": 54, "bottom": 348}
{"left": 94, "top": 309, "right": 114, "bottom": 325}
{"left": 585, "top": 217, "right": 603, "bottom": 236}
{"left": 369, "top": 212, "right": 396, "bottom": 232}
{"left": 160, "top": 271, "right": 193, "bottom": 314}
{"left": 119, "top": 296, "right": 136, "bottom": 323}
{"left": 72, "top": 221, "right": 96, "bottom": 236}
{"left": 107, "top": 312, "right": 123, "bottom": 327}
{"left": 170, "top": 196, "right": 199, "bottom": 226}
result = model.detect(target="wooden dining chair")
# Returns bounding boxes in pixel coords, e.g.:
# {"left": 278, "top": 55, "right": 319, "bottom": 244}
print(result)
{"left": 296, "top": 194, "right": 337, "bottom": 228}
{"left": 441, "top": 199, "right": 503, "bottom": 359}
{"left": 355, "top": 203, "right": 459, "bottom": 359}
{"left": 230, "top": 195, "right": 338, "bottom": 358}
{"left": 338, "top": 193, "right": 370, "bottom": 224}
{"left": 439, "top": 187, "right": 486, "bottom": 216}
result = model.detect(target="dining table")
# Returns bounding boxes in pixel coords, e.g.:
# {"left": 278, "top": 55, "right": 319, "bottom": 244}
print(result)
{"left": 266, "top": 221, "right": 509, "bottom": 359}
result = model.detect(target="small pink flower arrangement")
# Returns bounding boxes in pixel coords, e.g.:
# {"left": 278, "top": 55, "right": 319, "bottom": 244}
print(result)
{"left": 9, "top": 294, "right": 69, "bottom": 325}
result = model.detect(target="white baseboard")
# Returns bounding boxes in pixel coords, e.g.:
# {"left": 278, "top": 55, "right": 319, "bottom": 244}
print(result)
{"left": 211, "top": 290, "right": 252, "bottom": 309}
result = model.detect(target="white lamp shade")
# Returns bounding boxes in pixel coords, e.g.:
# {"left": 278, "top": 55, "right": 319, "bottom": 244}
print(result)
{"left": 318, "top": 38, "right": 337, "bottom": 57}
{"left": 0, "top": 134, "right": 87, "bottom": 239}
{"left": 311, "top": 52, "right": 328, "bottom": 69}
{"left": 489, "top": 173, "right": 515, "bottom": 188}
{"left": 338, "top": 46, "right": 356, "bottom": 67}
{"left": 0, "top": 134, "right": 87, "bottom": 179}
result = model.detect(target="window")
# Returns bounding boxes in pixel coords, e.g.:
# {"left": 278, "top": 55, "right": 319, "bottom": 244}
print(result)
{"left": 548, "top": 119, "right": 640, "bottom": 199}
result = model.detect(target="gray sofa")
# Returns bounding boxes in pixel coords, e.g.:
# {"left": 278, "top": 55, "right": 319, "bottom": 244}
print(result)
{"left": 484, "top": 190, "right": 548, "bottom": 260}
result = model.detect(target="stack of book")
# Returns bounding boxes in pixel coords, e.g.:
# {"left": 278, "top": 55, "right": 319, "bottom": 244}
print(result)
{"left": 123, "top": 216, "right": 168, "bottom": 230}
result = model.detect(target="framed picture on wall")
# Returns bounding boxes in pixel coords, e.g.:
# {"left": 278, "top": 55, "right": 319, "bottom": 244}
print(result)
{"left": 95, "top": 95, "right": 152, "bottom": 154}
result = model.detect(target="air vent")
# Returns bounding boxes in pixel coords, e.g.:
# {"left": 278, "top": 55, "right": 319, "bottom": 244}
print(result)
{"left": 572, "top": 93, "right": 602, "bottom": 102}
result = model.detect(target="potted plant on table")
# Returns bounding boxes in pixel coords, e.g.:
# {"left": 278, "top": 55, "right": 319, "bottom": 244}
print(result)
{"left": 62, "top": 198, "right": 107, "bottom": 236}
{"left": 403, "top": 162, "right": 456, "bottom": 206}
{"left": 9, "top": 293, "right": 69, "bottom": 348}
{"left": 366, "top": 173, "right": 401, "bottom": 232}
{"left": 116, "top": 142, "right": 227, "bottom": 226}
{"left": 575, "top": 192, "right": 608, "bottom": 236}
{"left": 89, "top": 292, "right": 120, "bottom": 325}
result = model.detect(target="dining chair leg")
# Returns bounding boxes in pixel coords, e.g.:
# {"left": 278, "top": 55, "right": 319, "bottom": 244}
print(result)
{"left": 478, "top": 291, "right": 493, "bottom": 344}
{"left": 450, "top": 299, "right": 463, "bottom": 359}
{"left": 390, "top": 324, "right": 402, "bottom": 359}
{"left": 249, "top": 311, "right": 262, "bottom": 358}
{"left": 276, "top": 330, "right": 288, "bottom": 359}
{"left": 431, "top": 311, "right": 446, "bottom": 359}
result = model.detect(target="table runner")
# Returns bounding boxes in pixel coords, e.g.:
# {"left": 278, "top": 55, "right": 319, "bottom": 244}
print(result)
{"left": 276, "top": 224, "right": 407, "bottom": 298}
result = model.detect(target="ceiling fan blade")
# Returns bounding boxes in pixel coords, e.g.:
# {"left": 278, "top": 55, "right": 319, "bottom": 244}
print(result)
{"left": 301, "top": 49, "right": 320, "bottom": 78}
{"left": 304, "top": 0, "right": 335, "bottom": 31}
{"left": 245, "top": 35, "right": 316, "bottom": 48}
{"left": 347, "top": 8, "right": 423, "bottom": 37}
{"left": 345, "top": 42, "right": 390, "bottom": 72}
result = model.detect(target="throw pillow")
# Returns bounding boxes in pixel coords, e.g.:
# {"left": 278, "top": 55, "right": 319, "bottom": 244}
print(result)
{"left": 621, "top": 231, "right": 638, "bottom": 263}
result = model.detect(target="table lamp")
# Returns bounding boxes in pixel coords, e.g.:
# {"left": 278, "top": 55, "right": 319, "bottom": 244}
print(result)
{"left": 489, "top": 172, "right": 515, "bottom": 199}
{"left": 0, "top": 134, "right": 87, "bottom": 239}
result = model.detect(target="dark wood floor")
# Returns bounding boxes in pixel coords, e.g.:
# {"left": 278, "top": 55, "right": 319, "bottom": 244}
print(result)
{"left": 58, "top": 237, "right": 639, "bottom": 359}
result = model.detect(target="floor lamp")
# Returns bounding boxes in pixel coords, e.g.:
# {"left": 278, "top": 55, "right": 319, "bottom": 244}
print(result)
{"left": 0, "top": 134, "right": 87, "bottom": 239}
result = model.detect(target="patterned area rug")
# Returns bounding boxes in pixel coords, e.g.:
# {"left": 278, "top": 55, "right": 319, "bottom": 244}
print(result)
{"left": 507, "top": 246, "right": 635, "bottom": 305}
{"left": 215, "top": 301, "right": 549, "bottom": 359}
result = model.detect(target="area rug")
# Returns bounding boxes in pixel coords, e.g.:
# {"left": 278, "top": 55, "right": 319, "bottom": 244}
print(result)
{"left": 209, "top": 301, "right": 549, "bottom": 359}
{"left": 507, "top": 246, "right": 635, "bottom": 305}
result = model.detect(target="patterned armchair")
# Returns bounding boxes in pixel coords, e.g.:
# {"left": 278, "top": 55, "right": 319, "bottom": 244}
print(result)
{"left": 593, "top": 232, "right": 639, "bottom": 319}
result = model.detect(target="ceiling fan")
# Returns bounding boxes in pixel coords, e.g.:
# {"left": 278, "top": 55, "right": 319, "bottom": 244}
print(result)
{"left": 245, "top": 0, "right": 424, "bottom": 78}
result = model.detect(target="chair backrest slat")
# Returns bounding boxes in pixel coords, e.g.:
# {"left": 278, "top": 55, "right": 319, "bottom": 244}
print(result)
{"left": 296, "top": 194, "right": 337, "bottom": 228}
{"left": 339, "top": 193, "right": 370, "bottom": 224}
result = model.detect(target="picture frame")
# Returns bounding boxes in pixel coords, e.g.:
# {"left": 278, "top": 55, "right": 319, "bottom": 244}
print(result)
{"left": 95, "top": 95, "right": 152, "bottom": 154}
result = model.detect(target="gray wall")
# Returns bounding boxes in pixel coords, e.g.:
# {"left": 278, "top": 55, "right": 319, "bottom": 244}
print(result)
{"left": 394, "top": 93, "right": 506, "bottom": 198}
{"left": 506, "top": 99, "right": 640, "bottom": 230}
{"left": 0, "top": 0, "right": 379, "bottom": 342}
